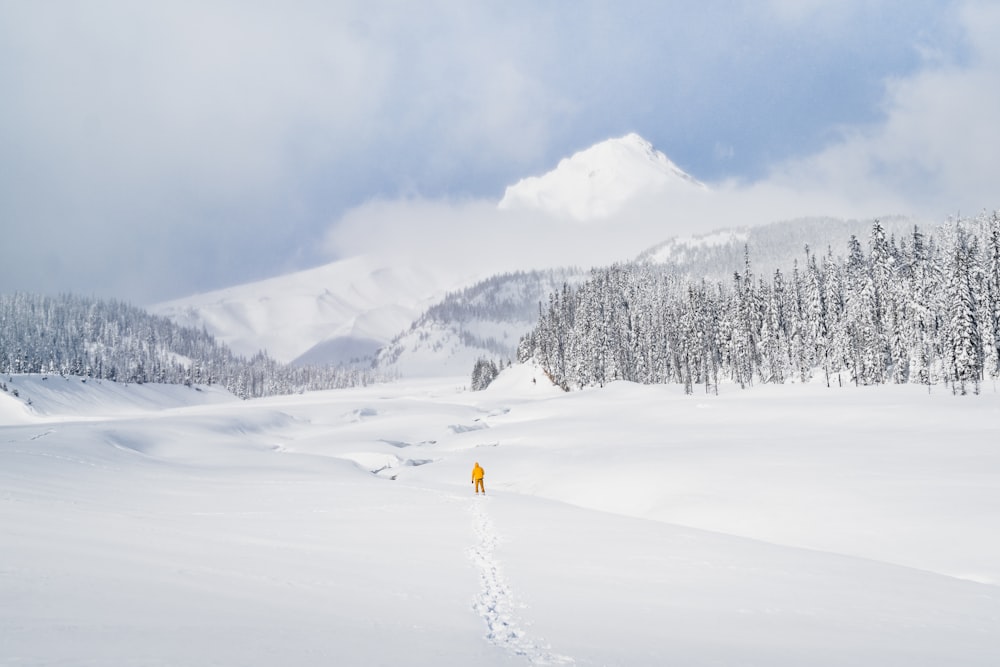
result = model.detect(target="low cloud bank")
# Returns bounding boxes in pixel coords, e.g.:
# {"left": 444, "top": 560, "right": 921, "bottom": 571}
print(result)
{"left": 322, "top": 176, "right": 916, "bottom": 278}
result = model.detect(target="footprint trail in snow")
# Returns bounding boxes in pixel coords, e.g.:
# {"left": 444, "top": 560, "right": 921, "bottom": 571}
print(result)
{"left": 468, "top": 498, "right": 574, "bottom": 666}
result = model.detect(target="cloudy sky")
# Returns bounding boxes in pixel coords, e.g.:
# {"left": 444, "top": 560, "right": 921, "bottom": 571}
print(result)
{"left": 2, "top": 1, "right": 998, "bottom": 304}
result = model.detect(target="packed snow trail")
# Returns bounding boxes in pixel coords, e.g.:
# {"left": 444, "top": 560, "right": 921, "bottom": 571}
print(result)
{"left": 468, "top": 497, "right": 575, "bottom": 666}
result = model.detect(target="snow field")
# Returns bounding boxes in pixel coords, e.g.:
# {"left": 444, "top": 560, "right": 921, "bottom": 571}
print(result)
{"left": 2, "top": 370, "right": 999, "bottom": 665}
{"left": 466, "top": 376, "right": 1000, "bottom": 585}
{"left": 468, "top": 498, "right": 574, "bottom": 665}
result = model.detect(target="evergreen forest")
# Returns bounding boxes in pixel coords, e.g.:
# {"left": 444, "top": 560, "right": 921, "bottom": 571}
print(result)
{"left": 518, "top": 214, "right": 1000, "bottom": 396}
{"left": 0, "top": 293, "right": 385, "bottom": 399}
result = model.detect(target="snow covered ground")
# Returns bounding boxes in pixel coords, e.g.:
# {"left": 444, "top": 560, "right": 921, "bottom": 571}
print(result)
{"left": 2, "top": 370, "right": 999, "bottom": 666}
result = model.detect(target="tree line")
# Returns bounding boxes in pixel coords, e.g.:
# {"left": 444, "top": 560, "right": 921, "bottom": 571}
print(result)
{"left": 0, "top": 293, "right": 387, "bottom": 399}
{"left": 518, "top": 213, "right": 1000, "bottom": 396}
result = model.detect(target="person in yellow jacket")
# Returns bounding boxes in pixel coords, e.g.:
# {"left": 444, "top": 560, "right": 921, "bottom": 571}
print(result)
{"left": 471, "top": 461, "right": 485, "bottom": 495}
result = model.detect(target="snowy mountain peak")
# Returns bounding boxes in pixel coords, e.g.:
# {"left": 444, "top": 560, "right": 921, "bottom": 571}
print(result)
{"left": 498, "top": 133, "right": 707, "bottom": 221}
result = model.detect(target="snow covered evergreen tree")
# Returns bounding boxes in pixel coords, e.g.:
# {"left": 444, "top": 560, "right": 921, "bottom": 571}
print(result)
{"left": 980, "top": 212, "right": 1000, "bottom": 382}
{"left": 944, "top": 222, "right": 982, "bottom": 394}
{"left": 519, "top": 214, "right": 999, "bottom": 395}
{"left": 471, "top": 357, "right": 501, "bottom": 391}
{"left": 0, "top": 293, "right": 386, "bottom": 399}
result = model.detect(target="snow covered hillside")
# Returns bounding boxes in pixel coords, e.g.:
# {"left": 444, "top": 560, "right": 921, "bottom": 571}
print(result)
{"left": 151, "top": 255, "right": 469, "bottom": 365}
{"left": 499, "top": 133, "right": 708, "bottom": 220}
{"left": 3, "top": 370, "right": 998, "bottom": 665}
{"left": 375, "top": 268, "right": 588, "bottom": 377}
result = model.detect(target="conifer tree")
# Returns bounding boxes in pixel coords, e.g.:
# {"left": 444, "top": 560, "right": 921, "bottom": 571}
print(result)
{"left": 945, "top": 222, "right": 982, "bottom": 394}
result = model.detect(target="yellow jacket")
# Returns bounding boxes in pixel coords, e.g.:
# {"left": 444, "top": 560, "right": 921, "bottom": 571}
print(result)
{"left": 471, "top": 463, "right": 484, "bottom": 481}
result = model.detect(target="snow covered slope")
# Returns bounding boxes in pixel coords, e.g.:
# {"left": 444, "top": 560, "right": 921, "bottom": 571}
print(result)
{"left": 374, "top": 268, "right": 588, "bottom": 377}
{"left": 2, "top": 371, "right": 999, "bottom": 665}
{"left": 499, "top": 133, "right": 707, "bottom": 220}
{"left": 0, "top": 375, "right": 236, "bottom": 424}
{"left": 151, "top": 256, "right": 468, "bottom": 365}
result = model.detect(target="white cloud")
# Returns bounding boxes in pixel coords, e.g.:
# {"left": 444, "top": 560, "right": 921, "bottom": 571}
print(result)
{"left": 322, "top": 177, "right": 910, "bottom": 281}
{"left": 0, "top": 2, "right": 566, "bottom": 300}
{"left": 766, "top": 2, "right": 1000, "bottom": 218}
{"left": 0, "top": 1, "right": 991, "bottom": 302}
{"left": 321, "top": 2, "right": 1000, "bottom": 272}
{"left": 323, "top": 198, "right": 593, "bottom": 280}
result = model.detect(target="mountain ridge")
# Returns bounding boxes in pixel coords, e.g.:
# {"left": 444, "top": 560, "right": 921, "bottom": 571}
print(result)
{"left": 151, "top": 255, "right": 470, "bottom": 365}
